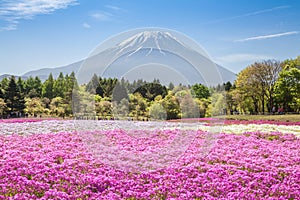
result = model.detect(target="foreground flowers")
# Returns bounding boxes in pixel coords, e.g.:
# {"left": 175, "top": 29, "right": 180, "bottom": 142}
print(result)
{"left": 0, "top": 120, "right": 299, "bottom": 199}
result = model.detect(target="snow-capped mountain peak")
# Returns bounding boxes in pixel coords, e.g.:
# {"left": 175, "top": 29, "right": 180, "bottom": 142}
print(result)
{"left": 116, "top": 30, "right": 188, "bottom": 57}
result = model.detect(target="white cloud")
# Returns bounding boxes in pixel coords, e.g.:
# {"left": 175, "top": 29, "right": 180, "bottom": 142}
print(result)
{"left": 239, "top": 5, "right": 290, "bottom": 18}
{"left": 82, "top": 22, "right": 90, "bottom": 29}
{"left": 215, "top": 53, "right": 272, "bottom": 63}
{"left": 205, "top": 5, "right": 290, "bottom": 24}
{"left": 90, "top": 5, "right": 125, "bottom": 22}
{"left": 0, "top": 0, "right": 78, "bottom": 31}
{"left": 236, "top": 31, "right": 299, "bottom": 42}
{"left": 105, "top": 5, "right": 121, "bottom": 11}
{"left": 90, "top": 11, "right": 113, "bottom": 21}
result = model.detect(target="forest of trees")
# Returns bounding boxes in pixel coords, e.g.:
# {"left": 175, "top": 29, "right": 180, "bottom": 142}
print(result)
{"left": 231, "top": 57, "right": 300, "bottom": 114}
{"left": 0, "top": 56, "right": 299, "bottom": 119}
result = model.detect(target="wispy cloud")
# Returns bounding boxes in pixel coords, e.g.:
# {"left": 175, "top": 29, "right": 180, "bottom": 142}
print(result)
{"left": 205, "top": 5, "right": 290, "bottom": 24}
{"left": 82, "top": 22, "right": 90, "bottom": 29}
{"left": 0, "top": 0, "right": 78, "bottom": 31}
{"left": 215, "top": 53, "right": 272, "bottom": 63}
{"left": 236, "top": 31, "right": 299, "bottom": 42}
{"left": 89, "top": 5, "right": 126, "bottom": 23}
{"left": 90, "top": 11, "right": 113, "bottom": 21}
{"left": 105, "top": 5, "right": 121, "bottom": 11}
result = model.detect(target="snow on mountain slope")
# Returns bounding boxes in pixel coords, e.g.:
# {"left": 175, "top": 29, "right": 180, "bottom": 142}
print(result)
{"left": 114, "top": 31, "right": 196, "bottom": 58}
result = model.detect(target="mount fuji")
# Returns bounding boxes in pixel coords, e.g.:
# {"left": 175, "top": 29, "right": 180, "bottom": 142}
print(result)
{"left": 77, "top": 30, "right": 237, "bottom": 86}
{"left": 2, "top": 31, "right": 237, "bottom": 85}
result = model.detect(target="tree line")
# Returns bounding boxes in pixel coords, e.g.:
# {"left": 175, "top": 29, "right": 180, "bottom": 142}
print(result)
{"left": 0, "top": 56, "right": 299, "bottom": 119}
{"left": 0, "top": 70, "right": 213, "bottom": 119}
{"left": 227, "top": 57, "right": 300, "bottom": 114}
{"left": 0, "top": 72, "right": 77, "bottom": 118}
{"left": 72, "top": 74, "right": 211, "bottom": 120}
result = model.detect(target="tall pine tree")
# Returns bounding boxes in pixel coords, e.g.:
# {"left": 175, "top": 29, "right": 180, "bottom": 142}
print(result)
{"left": 43, "top": 73, "right": 55, "bottom": 99}
{"left": 5, "top": 76, "right": 25, "bottom": 116}
{"left": 0, "top": 83, "right": 4, "bottom": 99}
{"left": 53, "top": 72, "right": 66, "bottom": 98}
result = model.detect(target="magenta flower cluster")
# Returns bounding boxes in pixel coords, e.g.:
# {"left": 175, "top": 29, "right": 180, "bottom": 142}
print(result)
{"left": 171, "top": 118, "right": 300, "bottom": 126}
{"left": 0, "top": 123, "right": 299, "bottom": 199}
{"left": 223, "top": 119, "right": 300, "bottom": 126}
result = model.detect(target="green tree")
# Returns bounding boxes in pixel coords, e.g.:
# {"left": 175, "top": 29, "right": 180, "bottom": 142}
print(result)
{"left": 24, "top": 97, "right": 45, "bottom": 117}
{"left": 196, "top": 98, "right": 210, "bottom": 118}
{"left": 112, "top": 81, "right": 129, "bottom": 103}
{"left": 53, "top": 72, "right": 66, "bottom": 98}
{"left": 43, "top": 73, "right": 55, "bottom": 99}
{"left": 234, "top": 60, "right": 282, "bottom": 114}
{"left": 17, "top": 77, "right": 25, "bottom": 94}
{"left": 96, "top": 85, "right": 104, "bottom": 97}
{"left": 149, "top": 102, "right": 166, "bottom": 120}
{"left": 1, "top": 77, "right": 9, "bottom": 91}
{"left": 223, "top": 81, "right": 232, "bottom": 92}
{"left": 102, "top": 78, "right": 118, "bottom": 97}
{"left": 25, "top": 76, "right": 43, "bottom": 98}
{"left": 0, "top": 98, "right": 7, "bottom": 117}
{"left": 274, "top": 63, "right": 300, "bottom": 112}
{"left": 50, "top": 97, "right": 67, "bottom": 117}
{"left": 175, "top": 90, "right": 200, "bottom": 118}
{"left": 42, "top": 97, "right": 51, "bottom": 110}
{"left": 250, "top": 60, "right": 282, "bottom": 113}
{"left": 234, "top": 66, "right": 260, "bottom": 114}
{"left": 191, "top": 83, "right": 210, "bottom": 99}
{"left": 112, "top": 98, "right": 129, "bottom": 119}
{"left": 95, "top": 100, "right": 112, "bottom": 118}
{"left": 0, "top": 84, "right": 4, "bottom": 99}
{"left": 134, "top": 82, "right": 167, "bottom": 101}
{"left": 5, "top": 76, "right": 25, "bottom": 116}
{"left": 168, "top": 82, "right": 174, "bottom": 90}
{"left": 129, "top": 93, "right": 148, "bottom": 119}
{"left": 86, "top": 74, "right": 99, "bottom": 93}
{"left": 207, "top": 92, "right": 227, "bottom": 116}
{"left": 225, "top": 90, "right": 235, "bottom": 114}
{"left": 64, "top": 72, "right": 78, "bottom": 116}
{"left": 162, "top": 91, "right": 180, "bottom": 119}
{"left": 181, "top": 92, "right": 200, "bottom": 118}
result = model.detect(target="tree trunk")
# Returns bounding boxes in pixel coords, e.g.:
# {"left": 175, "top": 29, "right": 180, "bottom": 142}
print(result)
{"left": 261, "top": 95, "right": 265, "bottom": 114}
{"left": 252, "top": 97, "right": 259, "bottom": 114}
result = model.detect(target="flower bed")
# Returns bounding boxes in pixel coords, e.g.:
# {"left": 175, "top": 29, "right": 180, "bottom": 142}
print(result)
{"left": 0, "top": 119, "right": 45, "bottom": 123}
{"left": 0, "top": 120, "right": 299, "bottom": 199}
{"left": 170, "top": 118, "right": 300, "bottom": 126}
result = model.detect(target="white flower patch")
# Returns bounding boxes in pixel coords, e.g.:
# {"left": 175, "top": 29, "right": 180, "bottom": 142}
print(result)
{"left": 0, "top": 120, "right": 299, "bottom": 137}
{"left": 220, "top": 124, "right": 300, "bottom": 137}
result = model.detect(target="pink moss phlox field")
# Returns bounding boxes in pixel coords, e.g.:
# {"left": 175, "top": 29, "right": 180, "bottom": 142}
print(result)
{"left": 223, "top": 119, "right": 300, "bottom": 126}
{"left": 0, "top": 118, "right": 58, "bottom": 124}
{"left": 0, "top": 123, "right": 299, "bottom": 199}
{"left": 170, "top": 118, "right": 300, "bottom": 126}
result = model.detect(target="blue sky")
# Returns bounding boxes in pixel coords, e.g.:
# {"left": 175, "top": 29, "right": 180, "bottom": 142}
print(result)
{"left": 0, "top": 0, "right": 299, "bottom": 75}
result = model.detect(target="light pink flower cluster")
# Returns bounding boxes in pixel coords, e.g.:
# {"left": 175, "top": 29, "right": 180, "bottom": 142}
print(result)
{"left": 0, "top": 118, "right": 59, "bottom": 124}
{"left": 0, "top": 125, "right": 299, "bottom": 199}
{"left": 0, "top": 119, "right": 43, "bottom": 123}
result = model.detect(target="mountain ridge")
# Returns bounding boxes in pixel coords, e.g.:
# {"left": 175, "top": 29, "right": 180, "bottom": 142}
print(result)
{"left": 1, "top": 30, "right": 237, "bottom": 85}
{"left": 0, "top": 58, "right": 236, "bottom": 84}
